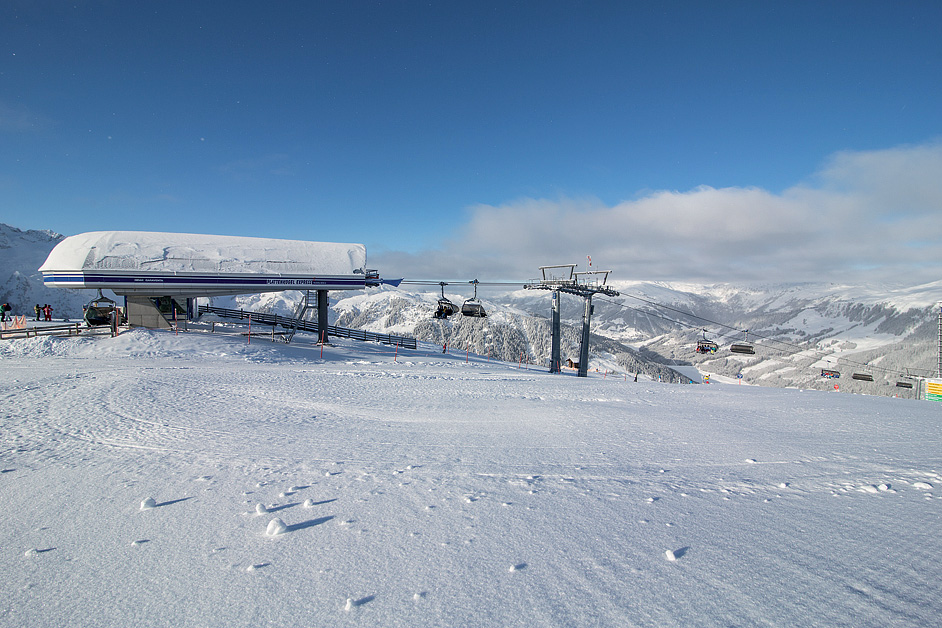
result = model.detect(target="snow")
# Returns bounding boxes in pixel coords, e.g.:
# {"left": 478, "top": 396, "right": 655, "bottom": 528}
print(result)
{"left": 38, "top": 230, "right": 367, "bottom": 276}
{"left": 2, "top": 324, "right": 942, "bottom": 627}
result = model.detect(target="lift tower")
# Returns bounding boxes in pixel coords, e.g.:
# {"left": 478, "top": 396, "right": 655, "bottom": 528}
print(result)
{"left": 525, "top": 265, "right": 619, "bottom": 377}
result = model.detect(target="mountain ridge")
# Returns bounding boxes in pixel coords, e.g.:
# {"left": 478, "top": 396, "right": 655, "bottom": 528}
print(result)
{"left": 3, "top": 223, "right": 938, "bottom": 395}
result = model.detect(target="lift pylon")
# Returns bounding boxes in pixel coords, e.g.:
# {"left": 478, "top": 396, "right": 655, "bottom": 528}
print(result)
{"left": 525, "top": 264, "right": 619, "bottom": 377}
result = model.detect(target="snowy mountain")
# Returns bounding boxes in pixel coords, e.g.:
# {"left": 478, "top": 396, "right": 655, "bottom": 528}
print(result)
{"left": 215, "top": 287, "right": 693, "bottom": 384}
{"left": 0, "top": 224, "right": 90, "bottom": 319}
{"left": 4, "top": 223, "right": 939, "bottom": 395}
{"left": 223, "top": 280, "right": 941, "bottom": 397}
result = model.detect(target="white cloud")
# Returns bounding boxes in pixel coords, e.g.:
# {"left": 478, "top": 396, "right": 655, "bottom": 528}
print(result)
{"left": 373, "top": 141, "right": 942, "bottom": 287}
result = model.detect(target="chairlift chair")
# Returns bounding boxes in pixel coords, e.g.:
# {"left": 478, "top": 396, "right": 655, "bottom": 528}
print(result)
{"left": 895, "top": 372, "right": 915, "bottom": 388}
{"left": 433, "top": 282, "right": 458, "bottom": 319}
{"left": 729, "top": 330, "right": 755, "bottom": 355}
{"left": 83, "top": 289, "right": 118, "bottom": 327}
{"left": 851, "top": 372, "right": 874, "bottom": 382}
{"left": 695, "top": 330, "right": 718, "bottom": 354}
{"left": 460, "top": 280, "right": 487, "bottom": 318}
{"left": 821, "top": 369, "right": 841, "bottom": 379}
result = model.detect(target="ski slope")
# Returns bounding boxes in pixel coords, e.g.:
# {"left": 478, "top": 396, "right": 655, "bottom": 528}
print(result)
{"left": 2, "top": 325, "right": 941, "bottom": 627}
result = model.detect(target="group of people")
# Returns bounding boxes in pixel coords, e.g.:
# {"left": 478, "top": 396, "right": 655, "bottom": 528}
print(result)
{"left": 34, "top": 304, "right": 54, "bottom": 322}
{"left": 0, "top": 303, "right": 56, "bottom": 323}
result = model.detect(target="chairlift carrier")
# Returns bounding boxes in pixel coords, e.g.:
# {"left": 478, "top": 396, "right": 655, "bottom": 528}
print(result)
{"left": 461, "top": 280, "right": 487, "bottom": 318}
{"left": 896, "top": 371, "right": 915, "bottom": 388}
{"left": 729, "top": 330, "right": 755, "bottom": 355}
{"left": 433, "top": 282, "right": 458, "bottom": 319}
{"left": 83, "top": 289, "right": 119, "bottom": 327}
{"left": 695, "top": 330, "right": 718, "bottom": 354}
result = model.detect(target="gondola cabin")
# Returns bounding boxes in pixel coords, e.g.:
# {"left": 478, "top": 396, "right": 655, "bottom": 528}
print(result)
{"left": 821, "top": 369, "right": 840, "bottom": 379}
{"left": 851, "top": 372, "right": 874, "bottom": 382}
{"left": 729, "top": 343, "right": 755, "bottom": 355}
{"left": 896, "top": 379, "right": 914, "bottom": 389}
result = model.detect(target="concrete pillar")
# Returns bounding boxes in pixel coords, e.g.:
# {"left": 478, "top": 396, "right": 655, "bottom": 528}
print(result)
{"left": 125, "top": 296, "right": 172, "bottom": 329}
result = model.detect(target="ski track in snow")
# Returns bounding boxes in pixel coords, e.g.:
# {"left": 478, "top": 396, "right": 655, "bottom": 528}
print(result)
{"left": 1, "top": 328, "right": 941, "bottom": 627}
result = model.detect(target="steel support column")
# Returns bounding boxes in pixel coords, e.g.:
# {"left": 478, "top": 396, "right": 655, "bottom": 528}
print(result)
{"left": 550, "top": 290, "right": 561, "bottom": 373}
{"left": 578, "top": 295, "right": 592, "bottom": 378}
{"left": 318, "top": 290, "right": 329, "bottom": 344}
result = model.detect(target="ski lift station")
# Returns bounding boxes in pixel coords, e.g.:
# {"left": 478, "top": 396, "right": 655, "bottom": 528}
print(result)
{"left": 39, "top": 231, "right": 393, "bottom": 331}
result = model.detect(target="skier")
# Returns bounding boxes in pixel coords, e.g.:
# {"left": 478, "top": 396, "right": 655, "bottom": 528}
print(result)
{"left": 0, "top": 303, "right": 7, "bottom": 322}
{"left": 43, "top": 304, "right": 53, "bottom": 321}
{"left": 34, "top": 304, "right": 41, "bottom": 321}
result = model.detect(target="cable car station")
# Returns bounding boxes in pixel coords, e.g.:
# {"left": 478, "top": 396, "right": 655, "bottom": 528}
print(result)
{"left": 39, "top": 231, "right": 396, "bottom": 339}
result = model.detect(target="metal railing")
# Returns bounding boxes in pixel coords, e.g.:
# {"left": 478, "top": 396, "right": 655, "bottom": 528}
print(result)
{"left": 197, "top": 305, "right": 417, "bottom": 349}
{"left": 0, "top": 323, "right": 114, "bottom": 340}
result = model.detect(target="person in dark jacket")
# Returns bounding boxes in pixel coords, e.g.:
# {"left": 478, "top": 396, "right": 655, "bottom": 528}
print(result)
{"left": 34, "top": 304, "right": 41, "bottom": 321}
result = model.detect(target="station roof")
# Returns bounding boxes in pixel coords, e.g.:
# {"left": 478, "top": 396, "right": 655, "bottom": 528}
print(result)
{"left": 39, "top": 231, "right": 373, "bottom": 296}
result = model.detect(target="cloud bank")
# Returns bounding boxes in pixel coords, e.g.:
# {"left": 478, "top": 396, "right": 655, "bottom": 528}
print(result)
{"left": 373, "top": 141, "right": 942, "bottom": 287}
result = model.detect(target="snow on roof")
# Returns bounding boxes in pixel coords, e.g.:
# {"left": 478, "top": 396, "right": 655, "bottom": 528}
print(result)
{"left": 39, "top": 231, "right": 367, "bottom": 276}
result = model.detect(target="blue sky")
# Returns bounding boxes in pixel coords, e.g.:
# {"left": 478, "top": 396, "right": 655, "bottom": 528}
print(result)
{"left": 2, "top": 1, "right": 941, "bottom": 285}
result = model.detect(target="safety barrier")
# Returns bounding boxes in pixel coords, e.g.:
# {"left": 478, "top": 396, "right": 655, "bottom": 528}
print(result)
{"left": 197, "top": 305, "right": 417, "bottom": 350}
{"left": 0, "top": 323, "right": 114, "bottom": 340}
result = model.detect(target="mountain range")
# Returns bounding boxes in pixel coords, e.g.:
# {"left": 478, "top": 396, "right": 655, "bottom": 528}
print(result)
{"left": 3, "top": 223, "right": 939, "bottom": 396}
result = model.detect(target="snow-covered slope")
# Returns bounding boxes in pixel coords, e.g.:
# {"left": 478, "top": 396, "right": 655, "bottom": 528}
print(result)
{"left": 2, "top": 327, "right": 940, "bottom": 627}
